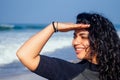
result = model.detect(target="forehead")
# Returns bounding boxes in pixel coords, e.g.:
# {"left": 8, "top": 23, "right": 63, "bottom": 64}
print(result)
{"left": 74, "top": 29, "right": 89, "bottom": 34}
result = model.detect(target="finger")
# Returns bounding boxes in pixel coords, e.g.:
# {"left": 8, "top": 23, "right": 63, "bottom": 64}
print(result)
{"left": 74, "top": 24, "right": 90, "bottom": 28}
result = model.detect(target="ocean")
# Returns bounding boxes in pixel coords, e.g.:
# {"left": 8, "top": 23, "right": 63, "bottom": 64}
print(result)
{"left": 0, "top": 24, "right": 77, "bottom": 78}
{"left": 0, "top": 24, "right": 120, "bottom": 78}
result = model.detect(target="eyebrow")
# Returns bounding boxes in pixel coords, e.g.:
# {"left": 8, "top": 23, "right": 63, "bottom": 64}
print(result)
{"left": 74, "top": 32, "right": 88, "bottom": 36}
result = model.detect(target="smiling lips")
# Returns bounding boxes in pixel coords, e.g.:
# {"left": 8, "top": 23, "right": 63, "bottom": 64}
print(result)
{"left": 74, "top": 47, "right": 85, "bottom": 54}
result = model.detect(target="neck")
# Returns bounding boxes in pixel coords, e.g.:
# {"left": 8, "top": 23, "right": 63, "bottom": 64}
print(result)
{"left": 88, "top": 54, "right": 98, "bottom": 64}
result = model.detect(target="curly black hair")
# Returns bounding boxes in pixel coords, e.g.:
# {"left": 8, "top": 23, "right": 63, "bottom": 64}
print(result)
{"left": 76, "top": 13, "right": 120, "bottom": 80}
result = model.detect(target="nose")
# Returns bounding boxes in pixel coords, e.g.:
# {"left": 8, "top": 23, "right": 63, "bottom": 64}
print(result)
{"left": 73, "top": 37, "right": 82, "bottom": 45}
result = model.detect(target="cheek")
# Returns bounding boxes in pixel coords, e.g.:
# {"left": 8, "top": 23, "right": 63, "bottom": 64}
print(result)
{"left": 84, "top": 41, "right": 91, "bottom": 54}
{"left": 85, "top": 47, "right": 91, "bottom": 54}
{"left": 83, "top": 40, "right": 90, "bottom": 48}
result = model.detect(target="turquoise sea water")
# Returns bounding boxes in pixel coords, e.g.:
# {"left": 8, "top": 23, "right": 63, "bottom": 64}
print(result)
{"left": 0, "top": 24, "right": 120, "bottom": 77}
{"left": 0, "top": 24, "right": 120, "bottom": 31}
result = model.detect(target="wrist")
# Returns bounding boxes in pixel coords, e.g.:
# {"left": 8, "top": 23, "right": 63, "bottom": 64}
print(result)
{"left": 52, "top": 21, "right": 58, "bottom": 32}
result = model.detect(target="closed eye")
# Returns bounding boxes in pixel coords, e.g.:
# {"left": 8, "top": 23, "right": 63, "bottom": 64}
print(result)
{"left": 79, "top": 33, "right": 88, "bottom": 39}
{"left": 81, "top": 35, "right": 88, "bottom": 39}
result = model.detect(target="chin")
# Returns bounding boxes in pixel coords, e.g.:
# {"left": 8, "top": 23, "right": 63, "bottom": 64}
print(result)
{"left": 76, "top": 55, "right": 85, "bottom": 60}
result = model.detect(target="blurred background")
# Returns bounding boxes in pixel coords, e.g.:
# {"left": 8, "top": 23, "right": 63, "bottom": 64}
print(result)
{"left": 0, "top": 0, "right": 120, "bottom": 80}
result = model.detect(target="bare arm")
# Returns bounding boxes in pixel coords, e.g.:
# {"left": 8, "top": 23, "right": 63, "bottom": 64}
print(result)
{"left": 16, "top": 22, "right": 89, "bottom": 71}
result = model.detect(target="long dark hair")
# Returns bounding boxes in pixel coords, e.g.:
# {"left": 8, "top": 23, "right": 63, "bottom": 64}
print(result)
{"left": 76, "top": 13, "right": 120, "bottom": 80}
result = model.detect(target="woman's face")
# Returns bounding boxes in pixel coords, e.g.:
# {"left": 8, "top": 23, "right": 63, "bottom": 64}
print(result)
{"left": 72, "top": 29, "right": 91, "bottom": 60}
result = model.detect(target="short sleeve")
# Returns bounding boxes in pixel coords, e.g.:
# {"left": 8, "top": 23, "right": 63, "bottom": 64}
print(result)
{"left": 33, "top": 55, "right": 85, "bottom": 80}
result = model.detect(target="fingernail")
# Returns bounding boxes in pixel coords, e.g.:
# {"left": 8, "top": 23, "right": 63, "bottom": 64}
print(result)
{"left": 86, "top": 24, "right": 90, "bottom": 26}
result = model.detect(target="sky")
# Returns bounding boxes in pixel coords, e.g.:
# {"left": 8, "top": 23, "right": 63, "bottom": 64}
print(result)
{"left": 0, "top": 0, "right": 120, "bottom": 24}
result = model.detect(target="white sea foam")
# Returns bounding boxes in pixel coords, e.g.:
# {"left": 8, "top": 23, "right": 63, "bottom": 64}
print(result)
{"left": 0, "top": 24, "right": 15, "bottom": 30}
{"left": 0, "top": 30, "right": 73, "bottom": 65}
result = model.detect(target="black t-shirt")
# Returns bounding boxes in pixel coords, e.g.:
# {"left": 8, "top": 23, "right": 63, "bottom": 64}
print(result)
{"left": 33, "top": 55, "right": 99, "bottom": 80}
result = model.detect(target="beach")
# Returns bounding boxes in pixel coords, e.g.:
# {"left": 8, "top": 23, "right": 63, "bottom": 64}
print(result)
{"left": 0, "top": 71, "right": 47, "bottom": 80}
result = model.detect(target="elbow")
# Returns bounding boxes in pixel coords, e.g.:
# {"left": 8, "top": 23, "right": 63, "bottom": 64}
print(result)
{"left": 16, "top": 50, "right": 32, "bottom": 69}
{"left": 16, "top": 50, "right": 25, "bottom": 61}
{"left": 16, "top": 50, "right": 20, "bottom": 58}
{"left": 16, "top": 50, "right": 40, "bottom": 71}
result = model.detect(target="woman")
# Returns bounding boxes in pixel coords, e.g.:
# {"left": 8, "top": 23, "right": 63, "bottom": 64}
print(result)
{"left": 16, "top": 13, "right": 120, "bottom": 80}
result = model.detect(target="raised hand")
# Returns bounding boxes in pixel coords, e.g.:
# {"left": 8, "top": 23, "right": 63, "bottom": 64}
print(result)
{"left": 53, "top": 22, "right": 90, "bottom": 32}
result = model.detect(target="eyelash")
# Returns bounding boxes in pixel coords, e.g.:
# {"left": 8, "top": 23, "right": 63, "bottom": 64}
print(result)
{"left": 73, "top": 35, "right": 88, "bottom": 39}
{"left": 81, "top": 36, "right": 88, "bottom": 39}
